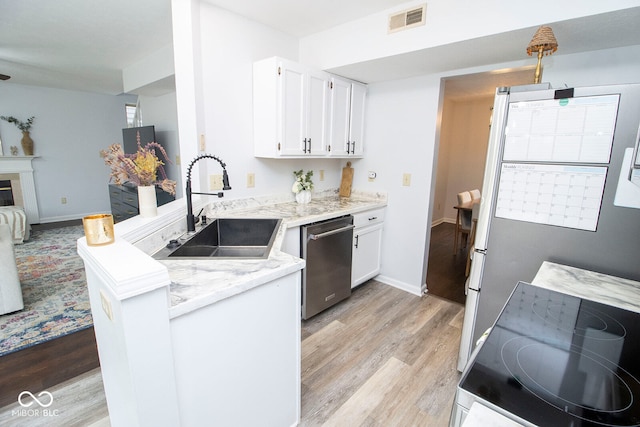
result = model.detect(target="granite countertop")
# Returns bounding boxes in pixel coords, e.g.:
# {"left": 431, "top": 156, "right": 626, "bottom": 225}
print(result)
{"left": 155, "top": 192, "right": 387, "bottom": 318}
{"left": 532, "top": 261, "right": 640, "bottom": 313}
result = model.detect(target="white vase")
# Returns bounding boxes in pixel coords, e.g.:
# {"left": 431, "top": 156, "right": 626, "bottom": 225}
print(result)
{"left": 138, "top": 185, "right": 158, "bottom": 217}
{"left": 295, "top": 190, "right": 311, "bottom": 204}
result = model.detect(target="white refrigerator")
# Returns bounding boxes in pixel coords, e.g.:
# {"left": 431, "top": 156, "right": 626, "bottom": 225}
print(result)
{"left": 457, "top": 83, "right": 640, "bottom": 371}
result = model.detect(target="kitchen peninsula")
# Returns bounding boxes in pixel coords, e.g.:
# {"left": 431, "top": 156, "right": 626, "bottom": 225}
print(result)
{"left": 78, "top": 190, "right": 386, "bottom": 427}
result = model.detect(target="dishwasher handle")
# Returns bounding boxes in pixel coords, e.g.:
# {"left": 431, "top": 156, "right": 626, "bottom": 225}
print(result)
{"left": 307, "top": 224, "right": 354, "bottom": 241}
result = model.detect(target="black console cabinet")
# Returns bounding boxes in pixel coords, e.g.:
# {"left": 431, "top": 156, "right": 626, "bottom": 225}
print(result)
{"left": 108, "top": 184, "right": 175, "bottom": 223}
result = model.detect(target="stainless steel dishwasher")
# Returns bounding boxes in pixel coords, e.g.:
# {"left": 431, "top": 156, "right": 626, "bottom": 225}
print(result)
{"left": 301, "top": 215, "right": 354, "bottom": 319}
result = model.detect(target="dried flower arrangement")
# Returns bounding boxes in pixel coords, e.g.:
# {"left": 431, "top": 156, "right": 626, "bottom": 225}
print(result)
{"left": 1, "top": 115, "right": 35, "bottom": 132}
{"left": 100, "top": 132, "right": 176, "bottom": 196}
{"left": 292, "top": 169, "right": 313, "bottom": 193}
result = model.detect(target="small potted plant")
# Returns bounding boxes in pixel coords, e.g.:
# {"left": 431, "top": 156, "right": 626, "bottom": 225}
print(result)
{"left": 0, "top": 115, "right": 35, "bottom": 155}
{"left": 292, "top": 169, "right": 313, "bottom": 204}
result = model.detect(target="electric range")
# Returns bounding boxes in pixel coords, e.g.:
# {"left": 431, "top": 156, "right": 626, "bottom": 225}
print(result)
{"left": 453, "top": 282, "right": 640, "bottom": 426}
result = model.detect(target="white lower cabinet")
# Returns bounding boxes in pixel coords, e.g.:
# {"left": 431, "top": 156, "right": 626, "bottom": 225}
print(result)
{"left": 352, "top": 208, "right": 385, "bottom": 287}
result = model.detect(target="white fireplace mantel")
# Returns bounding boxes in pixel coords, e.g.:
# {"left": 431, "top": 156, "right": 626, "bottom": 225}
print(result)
{"left": 0, "top": 156, "right": 40, "bottom": 224}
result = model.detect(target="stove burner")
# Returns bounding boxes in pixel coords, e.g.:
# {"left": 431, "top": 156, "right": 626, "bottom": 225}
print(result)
{"left": 532, "top": 301, "right": 627, "bottom": 341}
{"left": 501, "top": 337, "right": 639, "bottom": 419}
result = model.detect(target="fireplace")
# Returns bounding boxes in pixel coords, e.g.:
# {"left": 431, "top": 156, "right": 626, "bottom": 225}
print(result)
{"left": 0, "top": 157, "right": 40, "bottom": 224}
{"left": 0, "top": 180, "right": 14, "bottom": 206}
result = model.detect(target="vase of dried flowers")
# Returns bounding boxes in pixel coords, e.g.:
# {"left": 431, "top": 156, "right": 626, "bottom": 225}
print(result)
{"left": 101, "top": 131, "right": 176, "bottom": 219}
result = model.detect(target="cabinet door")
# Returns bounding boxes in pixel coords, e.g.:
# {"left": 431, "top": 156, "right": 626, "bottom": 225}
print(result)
{"left": 306, "top": 71, "right": 329, "bottom": 155}
{"left": 328, "top": 77, "right": 351, "bottom": 156}
{"left": 279, "top": 64, "right": 306, "bottom": 156}
{"left": 352, "top": 225, "right": 382, "bottom": 287}
{"left": 349, "top": 82, "right": 367, "bottom": 156}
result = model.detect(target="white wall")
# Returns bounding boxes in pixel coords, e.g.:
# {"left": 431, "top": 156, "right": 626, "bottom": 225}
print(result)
{"left": 351, "top": 75, "right": 441, "bottom": 294}
{"left": 0, "top": 83, "right": 136, "bottom": 222}
{"left": 138, "top": 92, "right": 182, "bottom": 198}
{"left": 191, "top": 4, "right": 345, "bottom": 201}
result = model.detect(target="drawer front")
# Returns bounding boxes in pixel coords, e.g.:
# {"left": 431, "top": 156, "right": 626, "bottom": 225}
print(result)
{"left": 121, "top": 191, "right": 139, "bottom": 208}
{"left": 109, "top": 186, "right": 123, "bottom": 201}
{"left": 352, "top": 208, "right": 385, "bottom": 228}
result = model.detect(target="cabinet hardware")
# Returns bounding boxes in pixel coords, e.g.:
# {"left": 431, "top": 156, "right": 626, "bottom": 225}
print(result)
{"left": 354, "top": 235, "right": 359, "bottom": 248}
{"left": 368, "top": 216, "right": 378, "bottom": 221}
{"left": 346, "top": 141, "right": 351, "bottom": 153}
{"left": 303, "top": 138, "right": 308, "bottom": 153}
{"left": 277, "top": 142, "right": 281, "bottom": 151}
{"left": 351, "top": 140, "right": 356, "bottom": 154}
{"left": 277, "top": 66, "right": 281, "bottom": 75}
{"left": 330, "top": 81, "right": 333, "bottom": 89}
{"left": 308, "top": 137, "right": 311, "bottom": 153}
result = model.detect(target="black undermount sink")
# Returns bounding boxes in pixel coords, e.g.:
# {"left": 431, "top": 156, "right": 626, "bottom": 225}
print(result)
{"left": 154, "top": 218, "right": 282, "bottom": 260}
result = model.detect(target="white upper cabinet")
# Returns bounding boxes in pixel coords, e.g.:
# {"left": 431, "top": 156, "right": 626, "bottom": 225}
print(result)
{"left": 254, "top": 57, "right": 366, "bottom": 159}
{"left": 254, "top": 57, "right": 329, "bottom": 158}
{"left": 328, "top": 77, "right": 367, "bottom": 157}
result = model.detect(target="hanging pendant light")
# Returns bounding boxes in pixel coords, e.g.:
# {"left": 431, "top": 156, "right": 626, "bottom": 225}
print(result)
{"left": 526, "top": 26, "right": 558, "bottom": 84}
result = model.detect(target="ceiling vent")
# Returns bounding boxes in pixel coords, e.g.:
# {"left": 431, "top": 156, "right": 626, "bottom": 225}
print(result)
{"left": 388, "top": 4, "right": 426, "bottom": 34}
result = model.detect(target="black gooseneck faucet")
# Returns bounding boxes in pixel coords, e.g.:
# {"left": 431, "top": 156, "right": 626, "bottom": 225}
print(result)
{"left": 186, "top": 154, "right": 231, "bottom": 232}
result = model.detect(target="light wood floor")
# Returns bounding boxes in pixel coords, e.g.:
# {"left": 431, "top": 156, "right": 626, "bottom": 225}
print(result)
{"left": 0, "top": 280, "right": 463, "bottom": 426}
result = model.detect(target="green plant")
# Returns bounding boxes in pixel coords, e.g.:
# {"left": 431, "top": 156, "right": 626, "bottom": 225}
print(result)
{"left": 292, "top": 169, "right": 313, "bottom": 193}
{"left": 0, "top": 115, "right": 35, "bottom": 132}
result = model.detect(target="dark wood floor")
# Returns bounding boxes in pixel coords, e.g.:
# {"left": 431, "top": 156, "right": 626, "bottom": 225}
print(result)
{"left": 426, "top": 222, "right": 468, "bottom": 305}
{"left": 0, "top": 328, "right": 99, "bottom": 409}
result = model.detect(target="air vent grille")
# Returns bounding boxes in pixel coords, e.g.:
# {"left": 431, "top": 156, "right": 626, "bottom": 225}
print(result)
{"left": 388, "top": 4, "right": 426, "bottom": 33}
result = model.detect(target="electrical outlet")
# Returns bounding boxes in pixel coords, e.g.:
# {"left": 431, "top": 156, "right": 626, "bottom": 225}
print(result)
{"left": 199, "top": 134, "right": 206, "bottom": 151}
{"left": 402, "top": 173, "right": 411, "bottom": 186}
{"left": 209, "top": 174, "right": 223, "bottom": 190}
{"left": 247, "top": 173, "right": 255, "bottom": 188}
{"left": 319, "top": 170, "right": 325, "bottom": 181}
{"left": 61, "top": 197, "right": 67, "bottom": 204}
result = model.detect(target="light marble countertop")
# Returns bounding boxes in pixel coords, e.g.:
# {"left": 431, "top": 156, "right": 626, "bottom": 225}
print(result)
{"left": 151, "top": 191, "right": 387, "bottom": 318}
{"left": 532, "top": 261, "right": 640, "bottom": 313}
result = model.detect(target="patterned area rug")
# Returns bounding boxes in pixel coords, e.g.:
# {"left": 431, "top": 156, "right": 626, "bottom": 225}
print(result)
{"left": 0, "top": 225, "right": 92, "bottom": 356}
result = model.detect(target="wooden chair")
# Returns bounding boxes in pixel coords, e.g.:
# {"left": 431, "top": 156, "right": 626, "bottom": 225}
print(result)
{"left": 453, "top": 191, "right": 472, "bottom": 253}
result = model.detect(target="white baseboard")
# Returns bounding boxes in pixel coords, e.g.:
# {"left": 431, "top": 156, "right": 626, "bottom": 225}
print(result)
{"left": 432, "top": 217, "right": 456, "bottom": 227}
{"left": 375, "top": 275, "right": 424, "bottom": 297}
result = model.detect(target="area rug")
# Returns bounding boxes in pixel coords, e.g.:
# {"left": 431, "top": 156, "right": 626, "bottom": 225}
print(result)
{"left": 0, "top": 225, "right": 92, "bottom": 356}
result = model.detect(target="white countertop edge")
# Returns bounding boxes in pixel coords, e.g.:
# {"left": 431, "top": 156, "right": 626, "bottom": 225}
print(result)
{"left": 167, "top": 257, "right": 304, "bottom": 318}
{"left": 78, "top": 236, "right": 171, "bottom": 301}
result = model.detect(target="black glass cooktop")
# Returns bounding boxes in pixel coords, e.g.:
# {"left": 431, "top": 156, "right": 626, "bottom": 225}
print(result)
{"left": 461, "top": 282, "right": 640, "bottom": 426}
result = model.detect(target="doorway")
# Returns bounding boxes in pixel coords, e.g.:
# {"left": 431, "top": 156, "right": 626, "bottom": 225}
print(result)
{"left": 425, "top": 67, "right": 534, "bottom": 304}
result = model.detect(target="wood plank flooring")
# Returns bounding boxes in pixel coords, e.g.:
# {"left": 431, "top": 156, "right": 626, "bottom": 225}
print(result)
{"left": 0, "top": 280, "right": 463, "bottom": 426}
{"left": 301, "top": 280, "right": 463, "bottom": 426}
{"left": 426, "top": 223, "right": 468, "bottom": 305}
